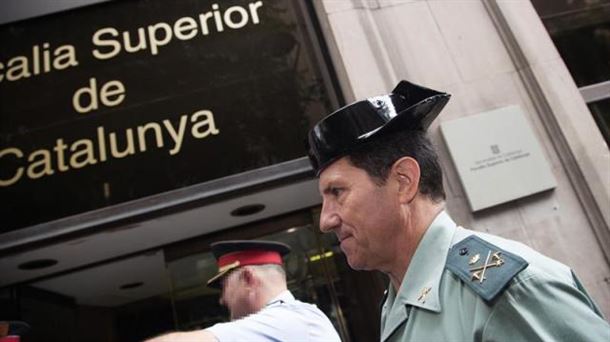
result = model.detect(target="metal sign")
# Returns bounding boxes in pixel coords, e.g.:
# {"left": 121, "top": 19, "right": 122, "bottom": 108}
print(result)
{"left": 0, "top": 0, "right": 335, "bottom": 232}
{"left": 441, "top": 105, "right": 556, "bottom": 211}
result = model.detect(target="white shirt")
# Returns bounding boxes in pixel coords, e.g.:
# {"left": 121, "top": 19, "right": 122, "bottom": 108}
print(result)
{"left": 207, "top": 290, "right": 341, "bottom": 342}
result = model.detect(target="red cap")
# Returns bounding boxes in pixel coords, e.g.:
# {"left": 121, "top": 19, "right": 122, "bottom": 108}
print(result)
{"left": 207, "top": 240, "right": 291, "bottom": 288}
{"left": 1, "top": 337, "right": 20, "bottom": 342}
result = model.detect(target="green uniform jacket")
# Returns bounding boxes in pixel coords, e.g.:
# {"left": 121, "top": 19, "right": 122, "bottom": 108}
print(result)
{"left": 380, "top": 211, "right": 609, "bottom": 341}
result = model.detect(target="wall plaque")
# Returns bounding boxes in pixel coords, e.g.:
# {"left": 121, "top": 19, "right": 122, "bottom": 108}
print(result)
{"left": 440, "top": 105, "right": 556, "bottom": 211}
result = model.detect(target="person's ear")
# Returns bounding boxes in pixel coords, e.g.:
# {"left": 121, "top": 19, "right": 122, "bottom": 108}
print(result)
{"left": 391, "top": 157, "right": 420, "bottom": 204}
{"left": 240, "top": 267, "right": 256, "bottom": 287}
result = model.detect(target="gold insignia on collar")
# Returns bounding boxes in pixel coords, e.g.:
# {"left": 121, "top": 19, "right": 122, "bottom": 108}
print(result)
{"left": 417, "top": 287, "right": 432, "bottom": 303}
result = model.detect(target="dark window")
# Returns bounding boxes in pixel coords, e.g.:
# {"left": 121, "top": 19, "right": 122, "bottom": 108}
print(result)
{"left": 588, "top": 98, "right": 610, "bottom": 145}
{"left": 531, "top": 0, "right": 610, "bottom": 86}
{"left": 531, "top": 0, "right": 610, "bottom": 145}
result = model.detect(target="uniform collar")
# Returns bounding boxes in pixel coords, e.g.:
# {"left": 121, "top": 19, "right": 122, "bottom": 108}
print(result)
{"left": 265, "top": 290, "right": 295, "bottom": 307}
{"left": 390, "top": 210, "right": 457, "bottom": 313}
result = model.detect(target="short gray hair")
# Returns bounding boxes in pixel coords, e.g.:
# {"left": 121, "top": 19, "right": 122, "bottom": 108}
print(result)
{"left": 249, "top": 264, "right": 286, "bottom": 280}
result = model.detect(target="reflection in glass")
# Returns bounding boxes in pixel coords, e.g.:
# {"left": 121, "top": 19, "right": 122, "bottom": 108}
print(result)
{"left": 167, "top": 223, "right": 386, "bottom": 342}
{"left": 167, "top": 225, "right": 349, "bottom": 338}
{"left": 0, "top": 215, "right": 386, "bottom": 341}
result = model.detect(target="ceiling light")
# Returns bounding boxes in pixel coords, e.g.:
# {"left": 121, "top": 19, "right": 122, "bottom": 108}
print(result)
{"left": 309, "top": 251, "right": 334, "bottom": 262}
{"left": 230, "top": 204, "right": 265, "bottom": 217}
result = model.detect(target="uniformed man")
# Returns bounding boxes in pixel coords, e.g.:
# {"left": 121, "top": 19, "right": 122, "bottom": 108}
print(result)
{"left": 146, "top": 240, "right": 341, "bottom": 342}
{"left": 306, "top": 80, "right": 610, "bottom": 341}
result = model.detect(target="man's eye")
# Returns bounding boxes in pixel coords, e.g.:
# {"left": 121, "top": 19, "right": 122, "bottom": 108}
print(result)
{"left": 330, "top": 187, "right": 343, "bottom": 197}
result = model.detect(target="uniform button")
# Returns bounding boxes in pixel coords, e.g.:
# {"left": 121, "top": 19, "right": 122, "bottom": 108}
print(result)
{"left": 459, "top": 247, "right": 469, "bottom": 256}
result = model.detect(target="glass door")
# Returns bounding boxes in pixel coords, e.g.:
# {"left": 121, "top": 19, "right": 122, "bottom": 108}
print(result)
{"left": 166, "top": 211, "right": 386, "bottom": 342}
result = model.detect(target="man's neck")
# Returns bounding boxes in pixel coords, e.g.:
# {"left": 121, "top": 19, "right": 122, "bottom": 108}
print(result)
{"left": 255, "top": 283, "right": 288, "bottom": 310}
{"left": 388, "top": 201, "right": 444, "bottom": 291}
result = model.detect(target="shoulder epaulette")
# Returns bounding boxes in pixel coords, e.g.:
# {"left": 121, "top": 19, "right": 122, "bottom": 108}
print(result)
{"left": 446, "top": 235, "right": 528, "bottom": 302}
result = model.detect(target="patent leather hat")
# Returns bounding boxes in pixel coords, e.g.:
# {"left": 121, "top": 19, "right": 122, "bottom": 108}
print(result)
{"left": 306, "top": 80, "right": 450, "bottom": 175}
{"left": 207, "top": 240, "right": 291, "bottom": 289}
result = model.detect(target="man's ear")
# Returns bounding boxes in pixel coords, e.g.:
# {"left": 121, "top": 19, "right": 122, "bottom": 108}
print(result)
{"left": 240, "top": 267, "right": 256, "bottom": 287}
{"left": 391, "top": 157, "right": 420, "bottom": 204}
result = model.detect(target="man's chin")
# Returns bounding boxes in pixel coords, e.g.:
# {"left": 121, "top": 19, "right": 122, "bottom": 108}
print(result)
{"left": 345, "top": 256, "right": 367, "bottom": 271}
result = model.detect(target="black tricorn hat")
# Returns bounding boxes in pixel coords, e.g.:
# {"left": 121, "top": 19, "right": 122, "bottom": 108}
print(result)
{"left": 207, "top": 240, "right": 291, "bottom": 289}
{"left": 306, "top": 80, "right": 450, "bottom": 175}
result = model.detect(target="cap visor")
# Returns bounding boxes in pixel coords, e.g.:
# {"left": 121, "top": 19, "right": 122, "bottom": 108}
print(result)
{"left": 206, "top": 267, "right": 231, "bottom": 289}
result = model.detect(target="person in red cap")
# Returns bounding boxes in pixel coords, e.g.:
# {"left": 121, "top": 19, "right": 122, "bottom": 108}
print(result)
{"left": 146, "top": 240, "right": 340, "bottom": 342}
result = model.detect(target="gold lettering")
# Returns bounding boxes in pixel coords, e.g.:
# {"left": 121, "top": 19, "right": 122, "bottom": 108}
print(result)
{"left": 92, "top": 27, "right": 121, "bottom": 60}
{"left": 27, "top": 149, "right": 54, "bottom": 179}
{"left": 191, "top": 110, "right": 219, "bottom": 138}
{"left": 0, "top": 148, "right": 24, "bottom": 186}
{"left": 137, "top": 122, "right": 164, "bottom": 152}
{"left": 53, "top": 45, "right": 79, "bottom": 70}
{"left": 163, "top": 115, "right": 188, "bottom": 155}
{"left": 6, "top": 56, "right": 30, "bottom": 81}
{"left": 109, "top": 128, "right": 135, "bottom": 158}
{"left": 70, "top": 139, "right": 97, "bottom": 169}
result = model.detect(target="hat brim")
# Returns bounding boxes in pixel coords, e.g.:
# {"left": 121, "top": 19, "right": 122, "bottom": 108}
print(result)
{"left": 207, "top": 261, "right": 241, "bottom": 289}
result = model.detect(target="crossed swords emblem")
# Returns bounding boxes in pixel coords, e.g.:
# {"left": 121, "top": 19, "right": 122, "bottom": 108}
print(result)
{"left": 469, "top": 250, "right": 504, "bottom": 283}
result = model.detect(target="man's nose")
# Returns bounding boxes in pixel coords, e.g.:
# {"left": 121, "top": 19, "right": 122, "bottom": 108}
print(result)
{"left": 319, "top": 201, "right": 340, "bottom": 233}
